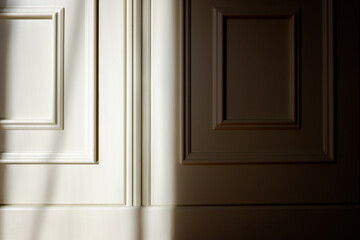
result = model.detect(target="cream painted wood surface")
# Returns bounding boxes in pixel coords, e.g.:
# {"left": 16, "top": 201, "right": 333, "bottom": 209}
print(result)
{"left": 0, "top": 0, "right": 144, "bottom": 237}
{"left": 0, "top": 1, "right": 97, "bottom": 162}
{"left": 0, "top": 0, "right": 128, "bottom": 203}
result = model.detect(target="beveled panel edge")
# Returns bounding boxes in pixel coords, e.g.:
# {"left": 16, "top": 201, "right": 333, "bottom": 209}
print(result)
{"left": 183, "top": 0, "right": 335, "bottom": 164}
{"left": 322, "top": 0, "right": 334, "bottom": 162}
{"left": 0, "top": 152, "right": 95, "bottom": 164}
{"left": 184, "top": 0, "right": 192, "bottom": 165}
{"left": 0, "top": 7, "right": 64, "bottom": 130}
{"left": 185, "top": 152, "right": 333, "bottom": 165}
{"left": 212, "top": 8, "right": 301, "bottom": 130}
{"left": 215, "top": 120, "right": 299, "bottom": 130}
{"left": 85, "top": 0, "right": 99, "bottom": 164}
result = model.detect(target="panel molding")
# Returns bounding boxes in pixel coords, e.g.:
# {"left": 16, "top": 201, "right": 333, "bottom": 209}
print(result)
{"left": 212, "top": 8, "right": 300, "bottom": 130}
{"left": 0, "top": 1, "right": 98, "bottom": 164}
{"left": 0, "top": 7, "right": 64, "bottom": 130}
{"left": 183, "top": 0, "right": 334, "bottom": 164}
{"left": 321, "top": 0, "right": 335, "bottom": 164}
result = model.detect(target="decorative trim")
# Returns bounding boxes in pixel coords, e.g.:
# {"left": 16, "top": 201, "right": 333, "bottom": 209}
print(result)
{"left": 185, "top": 152, "right": 333, "bottom": 164}
{"left": 125, "top": 0, "right": 143, "bottom": 206}
{"left": 322, "top": 0, "right": 335, "bottom": 163}
{"left": 183, "top": 0, "right": 334, "bottom": 164}
{"left": 0, "top": 7, "right": 64, "bottom": 130}
{"left": 212, "top": 8, "right": 300, "bottom": 130}
{"left": 1, "top": 205, "right": 359, "bottom": 239}
{"left": 132, "top": 0, "right": 143, "bottom": 207}
{"left": 0, "top": 152, "right": 95, "bottom": 164}
{"left": 0, "top": 0, "right": 98, "bottom": 164}
{"left": 85, "top": 0, "right": 98, "bottom": 164}
{"left": 142, "top": 0, "right": 152, "bottom": 206}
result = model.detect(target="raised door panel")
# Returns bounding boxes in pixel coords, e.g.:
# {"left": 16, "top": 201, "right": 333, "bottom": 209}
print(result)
{"left": 185, "top": 0, "right": 331, "bottom": 163}
{"left": 0, "top": 0, "right": 127, "bottom": 204}
{"left": 0, "top": 1, "right": 95, "bottom": 162}
{"left": 148, "top": 0, "right": 359, "bottom": 205}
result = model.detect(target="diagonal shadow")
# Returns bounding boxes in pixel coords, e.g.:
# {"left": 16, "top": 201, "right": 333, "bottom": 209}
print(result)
{"left": 0, "top": 0, "right": 91, "bottom": 239}
{"left": 28, "top": 1, "right": 86, "bottom": 240}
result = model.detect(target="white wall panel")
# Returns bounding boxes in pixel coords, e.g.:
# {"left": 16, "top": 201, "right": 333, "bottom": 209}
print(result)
{"left": 0, "top": 0, "right": 127, "bottom": 205}
{"left": 0, "top": 1, "right": 96, "bottom": 163}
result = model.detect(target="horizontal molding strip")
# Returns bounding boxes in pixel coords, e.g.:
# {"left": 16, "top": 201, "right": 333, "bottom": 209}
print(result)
{"left": 0, "top": 205, "right": 358, "bottom": 240}
{"left": 0, "top": 152, "right": 94, "bottom": 164}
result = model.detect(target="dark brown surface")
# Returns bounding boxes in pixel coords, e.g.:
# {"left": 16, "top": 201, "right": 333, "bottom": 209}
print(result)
{"left": 179, "top": 0, "right": 359, "bottom": 205}
{"left": 185, "top": 0, "right": 332, "bottom": 163}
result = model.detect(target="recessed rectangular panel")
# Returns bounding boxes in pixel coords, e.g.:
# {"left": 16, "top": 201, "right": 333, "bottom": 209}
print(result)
{"left": 213, "top": 9, "right": 300, "bottom": 130}
{"left": 226, "top": 16, "right": 295, "bottom": 123}
{"left": 0, "top": 1, "right": 97, "bottom": 163}
{"left": 0, "top": 18, "right": 53, "bottom": 120}
{"left": 0, "top": 0, "right": 126, "bottom": 205}
{"left": 0, "top": 8, "right": 63, "bottom": 130}
{"left": 184, "top": 0, "right": 333, "bottom": 164}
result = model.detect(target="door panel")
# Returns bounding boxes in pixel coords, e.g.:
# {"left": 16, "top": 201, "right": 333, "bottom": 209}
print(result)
{"left": 148, "top": 0, "right": 360, "bottom": 205}
{"left": 186, "top": 0, "right": 330, "bottom": 163}
{"left": 0, "top": 0, "right": 96, "bottom": 163}
{"left": 0, "top": 0, "right": 126, "bottom": 204}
